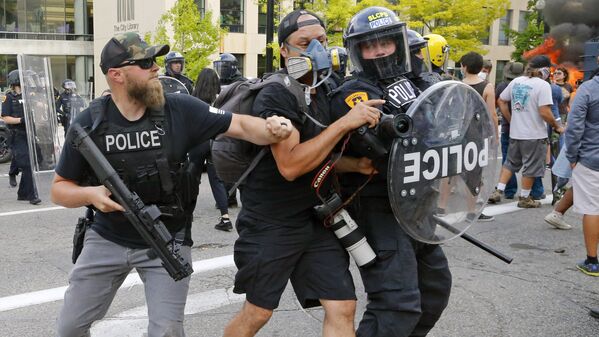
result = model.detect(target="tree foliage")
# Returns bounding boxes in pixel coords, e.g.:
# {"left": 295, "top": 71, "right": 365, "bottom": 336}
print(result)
{"left": 399, "top": 0, "right": 510, "bottom": 61}
{"left": 505, "top": 0, "right": 545, "bottom": 62}
{"left": 145, "top": 0, "right": 225, "bottom": 81}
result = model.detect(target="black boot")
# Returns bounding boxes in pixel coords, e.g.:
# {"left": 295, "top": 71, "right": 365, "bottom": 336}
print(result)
{"left": 9, "top": 174, "right": 17, "bottom": 187}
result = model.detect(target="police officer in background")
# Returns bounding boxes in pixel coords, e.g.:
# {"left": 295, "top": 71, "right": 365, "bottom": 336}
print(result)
{"left": 56, "top": 79, "right": 85, "bottom": 136}
{"left": 330, "top": 7, "right": 451, "bottom": 337}
{"left": 50, "top": 32, "right": 292, "bottom": 337}
{"left": 406, "top": 29, "right": 442, "bottom": 90}
{"left": 423, "top": 33, "right": 450, "bottom": 77}
{"left": 1, "top": 70, "right": 41, "bottom": 205}
{"left": 223, "top": 9, "right": 383, "bottom": 337}
{"left": 214, "top": 53, "right": 246, "bottom": 86}
{"left": 164, "top": 51, "right": 194, "bottom": 94}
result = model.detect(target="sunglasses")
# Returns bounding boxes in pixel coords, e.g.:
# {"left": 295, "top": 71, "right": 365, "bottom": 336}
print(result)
{"left": 112, "top": 57, "right": 156, "bottom": 70}
{"left": 554, "top": 71, "right": 563, "bottom": 75}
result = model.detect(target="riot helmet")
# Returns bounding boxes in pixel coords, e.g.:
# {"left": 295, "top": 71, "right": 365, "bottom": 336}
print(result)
{"left": 213, "top": 53, "right": 239, "bottom": 81}
{"left": 62, "top": 79, "right": 77, "bottom": 91}
{"left": 343, "top": 7, "right": 411, "bottom": 80}
{"left": 165, "top": 51, "right": 185, "bottom": 75}
{"left": 7, "top": 70, "right": 20, "bottom": 87}
{"left": 423, "top": 33, "right": 450, "bottom": 71}
{"left": 407, "top": 29, "right": 431, "bottom": 76}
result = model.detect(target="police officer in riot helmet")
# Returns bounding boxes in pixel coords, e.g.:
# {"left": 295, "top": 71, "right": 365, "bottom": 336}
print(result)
{"left": 56, "top": 79, "right": 85, "bottom": 136}
{"left": 406, "top": 29, "right": 442, "bottom": 90}
{"left": 214, "top": 53, "right": 246, "bottom": 86}
{"left": 423, "top": 33, "right": 450, "bottom": 76}
{"left": 1, "top": 69, "right": 41, "bottom": 204}
{"left": 164, "top": 51, "right": 194, "bottom": 94}
{"left": 330, "top": 7, "right": 451, "bottom": 337}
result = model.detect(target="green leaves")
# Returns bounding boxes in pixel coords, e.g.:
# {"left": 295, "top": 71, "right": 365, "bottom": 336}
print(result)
{"left": 146, "top": 0, "right": 225, "bottom": 81}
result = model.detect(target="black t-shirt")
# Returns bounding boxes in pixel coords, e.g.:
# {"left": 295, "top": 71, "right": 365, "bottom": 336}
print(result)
{"left": 1, "top": 91, "right": 26, "bottom": 131}
{"left": 240, "top": 81, "right": 332, "bottom": 226}
{"left": 56, "top": 94, "right": 232, "bottom": 248}
{"left": 495, "top": 81, "right": 510, "bottom": 134}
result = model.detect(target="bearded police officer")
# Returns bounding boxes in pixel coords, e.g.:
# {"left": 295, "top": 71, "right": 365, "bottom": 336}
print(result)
{"left": 1, "top": 69, "right": 41, "bottom": 205}
{"left": 330, "top": 7, "right": 452, "bottom": 337}
{"left": 223, "top": 9, "right": 383, "bottom": 337}
{"left": 164, "top": 51, "right": 194, "bottom": 94}
{"left": 50, "top": 32, "right": 292, "bottom": 337}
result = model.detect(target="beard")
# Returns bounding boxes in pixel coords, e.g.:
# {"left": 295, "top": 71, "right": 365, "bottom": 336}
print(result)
{"left": 125, "top": 73, "right": 164, "bottom": 110}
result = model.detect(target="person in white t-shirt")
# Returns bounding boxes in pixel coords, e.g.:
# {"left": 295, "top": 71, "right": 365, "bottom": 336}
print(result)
{"left": 488, "top": 55, "right": 564, "bottom": 208}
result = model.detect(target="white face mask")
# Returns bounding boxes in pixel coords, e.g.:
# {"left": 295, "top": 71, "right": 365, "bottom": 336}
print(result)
{"left": 477, "top": 72, "right": 488, "bottom": 80}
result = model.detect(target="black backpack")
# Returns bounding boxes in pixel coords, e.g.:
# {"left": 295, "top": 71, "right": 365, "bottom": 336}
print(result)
{"left": 211, "top": 72, "right": 309, "bottom": 191}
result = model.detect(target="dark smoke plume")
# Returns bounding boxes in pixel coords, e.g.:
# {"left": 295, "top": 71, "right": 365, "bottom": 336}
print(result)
{"left": 542, "top": 0, "right": 599, "bottom": 65}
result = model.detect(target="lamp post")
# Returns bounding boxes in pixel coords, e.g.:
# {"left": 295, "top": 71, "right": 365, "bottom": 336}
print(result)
{"left": 535, "top": 0, "right": 549, "bottom": 34}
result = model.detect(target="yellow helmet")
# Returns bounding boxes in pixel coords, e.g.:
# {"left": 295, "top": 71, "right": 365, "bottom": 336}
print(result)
{"left": 423, "top": 33, "right": 450, "bottom": 68}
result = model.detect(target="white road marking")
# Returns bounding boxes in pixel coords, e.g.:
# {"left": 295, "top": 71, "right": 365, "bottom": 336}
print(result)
{"left": 90, "top": 288, "right": 245, "bottom": 336}
{"left": 0, "top": 195, "right": 553, "bottom": 313}
{"left": 0, "top": 206, "right": 65, "bottom": 217}
{"left": 0, "top": 255, "right": 235, "bottom": 312}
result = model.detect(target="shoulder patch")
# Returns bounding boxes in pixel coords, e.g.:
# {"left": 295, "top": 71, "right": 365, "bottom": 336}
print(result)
{"left": 344, "top": 91, "right": 368, "bottom": 108}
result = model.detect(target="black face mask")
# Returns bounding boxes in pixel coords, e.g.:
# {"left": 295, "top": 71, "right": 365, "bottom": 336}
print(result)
{"left": 410, "top": 54, "right": 424, "bottom": 77}
{"left": 361, "top": 53, "right": 402, "bottom": 81}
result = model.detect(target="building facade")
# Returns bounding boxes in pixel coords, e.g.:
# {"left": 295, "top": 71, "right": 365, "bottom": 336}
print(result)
{"left": 0, "top": 0, "right": 94, "bottom": 97}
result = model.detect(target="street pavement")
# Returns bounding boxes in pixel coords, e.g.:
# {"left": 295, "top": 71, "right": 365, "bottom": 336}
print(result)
{"left": 0, "top": 162, "right": 598, "bottom": 337}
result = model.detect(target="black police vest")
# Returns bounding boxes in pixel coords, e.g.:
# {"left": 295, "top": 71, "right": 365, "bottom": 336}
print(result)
{"left": 6, "top": 92, "right": 26, "bottom": 131}
{"left": 88, "top": 99, "right": 189, "bottom": 226}
{"left": 59, "top": 93, "right": 72, "bottom": 115}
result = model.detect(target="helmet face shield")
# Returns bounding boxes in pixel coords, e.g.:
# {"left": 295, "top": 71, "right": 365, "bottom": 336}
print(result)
{"left": 346, "top": 25, "right": 411, "bottom": 80}
{"left": 63, "top": 80, "right": 76, "bottom": 90}
{"left": 214, "top": 60, "right": 236, "bottom": 80}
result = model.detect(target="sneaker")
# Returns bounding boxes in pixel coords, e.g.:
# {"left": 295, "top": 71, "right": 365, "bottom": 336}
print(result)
{"left": 488, "top": 189, "right": 503, "bottom": 204}
{"left": 29, "top": 198, "right": 42, "bottom": 205}
{"left": 544, "top": 211, "right": 572, "bottom": 230}
{"left": 532, "top": 194, "right": 546, "bottom": 200}
{"left": 576, "top": 260, "right": 599, "bottom": 277}
{"left": 590, "top": 307, "right": 599, "bottom": 319}
{"left": 517, "top": 196, "right": 541, "bottom": 208}
{"left": 478, "top": 213, "right": 495, "bottom": 222}
{"left": 8, "top": 174, "right": 17, "bottom": 187}
{"left": 214, "top": 217, "right": 233, "bottom": 232}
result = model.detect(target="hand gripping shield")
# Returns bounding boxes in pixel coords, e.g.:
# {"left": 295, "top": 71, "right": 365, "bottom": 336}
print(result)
{"left": 388, "top": 81, "right": 499, "bottom": 244}
{"left": 159, "top": 75, "right": 190, "bottom": 95}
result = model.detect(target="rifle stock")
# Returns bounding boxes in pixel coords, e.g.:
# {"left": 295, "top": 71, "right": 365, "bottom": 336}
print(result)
{"left": 70, "top": 123, "right": 194, "bottom": 281}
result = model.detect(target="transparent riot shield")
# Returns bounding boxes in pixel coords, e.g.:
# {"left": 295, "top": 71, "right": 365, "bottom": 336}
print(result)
{"left": 388, "top": 81, "right": 499, "bottom": 244}
{"left": 68, "top": 93, "right": 89, "bottom": 124}
{"left": 159, "top": 76, "right": 190, "bottom": 95}
{"left": 17, "top": 54, "right": 61, "bottom": 183}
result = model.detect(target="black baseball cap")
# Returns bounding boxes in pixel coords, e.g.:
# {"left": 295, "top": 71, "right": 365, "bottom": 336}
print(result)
{"left": 100, "top": 32, "right": 170, "bottom": 74}
{"left": 528, "top": 55, "right": 553, "bottom": 69}
{"left": 277, "top": 9, "right": 326, "bottom": 45}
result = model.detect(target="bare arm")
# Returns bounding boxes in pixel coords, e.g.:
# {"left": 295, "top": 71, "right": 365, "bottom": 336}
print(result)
{"left": 224, "top": 114, "right": 293, "bottom": 146}
{"left": 498, "top": 99, "right": 511, "bottom": 124}
{"left": 50, "top": 174, "right": 124, "bottom": 212}
{"left": 2, "top": 115, "right": 23, "bottom": 125}
{"left": 483, "top": 83, "right": 498, "bottom": 127}
{"left": 538, "top": 105, "right": 564, "bottom": 133}
{"left": 271, "top": 99, "right": 384, "bottom": 181}
{"left": 335, "top": 156, "right": 378, "bottom": 175}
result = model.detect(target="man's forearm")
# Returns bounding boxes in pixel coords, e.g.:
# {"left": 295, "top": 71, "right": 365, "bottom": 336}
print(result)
{"left": 50, "top": 179, "right": 95, "bottom": 208}
{"left": 2, "top": 116, "right": 22, "bottom": 125}
{"left": 498, "top": 100, "right": 510, "bottom": 123}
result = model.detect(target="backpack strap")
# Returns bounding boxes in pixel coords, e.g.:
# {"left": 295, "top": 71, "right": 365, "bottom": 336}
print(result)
{"left": 226, "top": 147, "right": 268, "bottom": 198}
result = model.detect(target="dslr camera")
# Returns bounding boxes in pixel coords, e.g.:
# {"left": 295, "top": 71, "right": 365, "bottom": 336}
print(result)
{"left": 314, "top": 193, "right": 376, "bottom": 268}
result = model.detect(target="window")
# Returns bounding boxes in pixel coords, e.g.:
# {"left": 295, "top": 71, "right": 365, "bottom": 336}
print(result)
{"left": 495, "top": 60, "right": 508, "bottom": 84}
{"left": 498, "top": 10, "right": 512, "bottom": 46}
{"left": 518, "top": 10, "right": 529, "bottom": 33}
{"left": 233, "top": 53, "right": 244, "bottom": 76}
{"left": 258, "top": 2, "right": 266, "bottom": 34}
{"left": 221, "top": 0, "right": 244, "bottom": 33}
{"left": 194, "top": 0, "right": 205, "bottom": 17}
{"left": 257, "top": 54, "right": 266, "bottom": 78}
{"left": 0, "top": 54, "right": 19, "bottom": 91}
{"left": 480, "top": 25, "right": 491, "bottom": 45}
{"left": 0, "top": 0, "right": 93, "bottom": 40}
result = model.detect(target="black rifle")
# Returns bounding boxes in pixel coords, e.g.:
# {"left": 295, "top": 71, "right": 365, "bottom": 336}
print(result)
{"left": 70, "top": 123, "right": 194, "bottom": 281}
